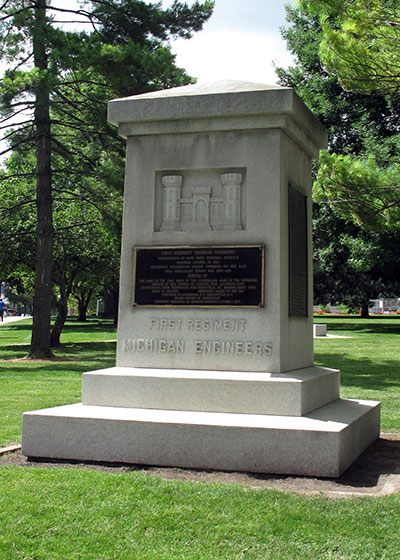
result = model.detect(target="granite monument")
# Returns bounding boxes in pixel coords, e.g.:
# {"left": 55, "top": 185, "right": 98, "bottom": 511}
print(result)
{"left": 22, "top": 80, "right": 380, "bottom": 476}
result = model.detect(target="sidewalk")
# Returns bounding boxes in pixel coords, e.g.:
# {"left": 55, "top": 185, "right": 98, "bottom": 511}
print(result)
{"left": 0, "top": 315, "right": 30, "bottom": 325}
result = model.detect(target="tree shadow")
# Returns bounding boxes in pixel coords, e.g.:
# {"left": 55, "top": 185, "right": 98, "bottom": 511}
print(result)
{"left": 1, "top": 323, "right": 33, "bottom": 331}
{"left": 0, "top": 340, "right": 117, "bottom": 372}
{"left": 314, "top": 351, "right": 400, "bottom": 391}
{"left": 316, "top": 317, "right": 400, "bottom": 335}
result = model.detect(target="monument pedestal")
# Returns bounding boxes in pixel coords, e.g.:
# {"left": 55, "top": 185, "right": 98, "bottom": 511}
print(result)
{"left": 22, "top": 366, "right": 379, "bottom": 477}
{"left": 22, "top": 81, "right": 380, "bottom": 476}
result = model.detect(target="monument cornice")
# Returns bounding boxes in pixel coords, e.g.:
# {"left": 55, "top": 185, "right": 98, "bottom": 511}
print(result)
{"left": 108, "top": 80, "right": 328, "bottom": 158}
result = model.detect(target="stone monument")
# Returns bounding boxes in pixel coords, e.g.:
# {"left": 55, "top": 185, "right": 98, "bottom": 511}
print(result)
{"left": 22, "top": 81, "right": 380, "bottom": 477}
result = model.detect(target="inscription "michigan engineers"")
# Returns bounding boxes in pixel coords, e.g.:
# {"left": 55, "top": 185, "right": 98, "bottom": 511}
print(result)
{"left": 122, "top": 338, "right": 272, "bottom": 356}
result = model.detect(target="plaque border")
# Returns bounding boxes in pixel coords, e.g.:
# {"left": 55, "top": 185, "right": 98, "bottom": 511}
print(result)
{"left": 132, "top": 244, "right": 265, "bottom": 309}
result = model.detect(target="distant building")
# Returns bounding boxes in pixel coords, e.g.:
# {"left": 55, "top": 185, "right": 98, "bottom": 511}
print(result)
{"left": 369, "top": 298, "right": 400, "bottom": 314}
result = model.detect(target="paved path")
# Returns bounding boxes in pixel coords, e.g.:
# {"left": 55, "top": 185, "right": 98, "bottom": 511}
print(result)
{"left": 0, "top": 316, "right": 30, "bottom": 325}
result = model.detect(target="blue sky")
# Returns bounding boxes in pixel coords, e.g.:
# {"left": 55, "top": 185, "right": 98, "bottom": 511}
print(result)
{"left": 158, "top": 0, "right": 295, "bottom": 84}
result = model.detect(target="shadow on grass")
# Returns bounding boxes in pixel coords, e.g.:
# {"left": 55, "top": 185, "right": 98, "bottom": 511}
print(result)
{"left": 1, "top": 340, "right": 117, "bottom": 373}
{"left": 59, "top": 320, "right": 117, "bottom": 336}
{"left": 315, "top": 351, "right": 400, "bottom": 391}
{"left": 315, "top": 317, "right": 400, "bottom": 335}
{"left": 1, "top": 318, "right": 116, "bottom": 333}
{"left": 1, "top": 323, "right": 33, "bottom": 332}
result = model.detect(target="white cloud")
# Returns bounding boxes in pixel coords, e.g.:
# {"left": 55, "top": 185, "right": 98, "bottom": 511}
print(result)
{"left": 170, "top": 29, "right": 293, "bottom": 85}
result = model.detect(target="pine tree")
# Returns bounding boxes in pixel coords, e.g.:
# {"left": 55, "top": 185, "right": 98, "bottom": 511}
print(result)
{"left": 0, "top": 0, "right": 214, "bottom": 358}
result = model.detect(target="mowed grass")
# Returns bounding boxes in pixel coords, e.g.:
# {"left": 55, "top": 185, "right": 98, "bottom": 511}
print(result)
{"left": 1, "top": 467, "right": 400, "bottom": 560}
{"left": 0, "top": 317, "right": 399, "bottom": 559}
{"left": 0, "top": 318, "right": 117, "bottom": 445}
{"left": 1, "top": 316, "right": 398, "bottom": 445}
{"left": 313, "top": 316, "right": 400, "bottom": 432}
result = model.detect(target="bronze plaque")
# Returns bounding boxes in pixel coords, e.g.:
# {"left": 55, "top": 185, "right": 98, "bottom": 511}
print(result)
{"left": 133, "top": 245, "right": 264, "bottom": 308}
{"left": 289, "top": 184, "right": 308, "bottom": 316}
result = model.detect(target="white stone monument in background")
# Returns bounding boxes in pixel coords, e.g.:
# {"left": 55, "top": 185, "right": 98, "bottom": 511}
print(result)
{"left": 22, "top": 81, "right": 380, "bottom": 477}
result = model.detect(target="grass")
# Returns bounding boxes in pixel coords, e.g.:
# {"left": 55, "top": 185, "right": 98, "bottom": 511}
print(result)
{"left": 0, "top": 316, "right": 399, "bottom": 559}
{"left": 313, "top": 316, "right": 400, "bottom": 432}
{"left": 0, "top": 318, "right": 117, "bottom": 446}
{"left": 1, "top": 468, "right": 400, "bottom": 559}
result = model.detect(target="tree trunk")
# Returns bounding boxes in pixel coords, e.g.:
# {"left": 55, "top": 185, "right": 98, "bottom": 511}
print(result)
{"left": 103, "top": 290, "right": 119, "bottom": 326}
{"left": 50, "top": 254, "right": 73, "bottom": 347}
{"left": 50, "top": 298, "right": 68, "bottom": 347}
{"left": 113, "top": 289, "right": 119, "bottom": 327}
{"left": 29, "top": 0, "right": 54, "bottom": 359}
{"left": 360, "top": 303, "right": 370, "bottom": 318}
{"left": 77, "top": 289, "right": 93, "bottom": 321}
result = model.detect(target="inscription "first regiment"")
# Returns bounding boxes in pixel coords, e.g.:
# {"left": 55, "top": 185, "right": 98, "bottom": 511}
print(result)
{"left": 149, "top": 317, "right": 247, "bottom": 332}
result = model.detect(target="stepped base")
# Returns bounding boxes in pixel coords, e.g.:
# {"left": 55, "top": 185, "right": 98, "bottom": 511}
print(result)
{"left": 82, "top": 366, "right": 340, "bottom": 416}
{"left": 22, "top": 398, "right": 380, "bottom": 477}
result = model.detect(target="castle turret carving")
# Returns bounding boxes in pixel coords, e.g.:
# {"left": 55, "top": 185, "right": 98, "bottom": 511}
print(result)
{"left": 160, "top": 171, "right": 243, "bottom": 232}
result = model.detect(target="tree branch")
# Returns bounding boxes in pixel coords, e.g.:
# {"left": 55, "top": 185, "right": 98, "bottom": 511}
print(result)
{"left": 0, "top": 119, "right": 33, "bottom": 131}
{"left": 1, "top": 124, "right": 34, "bottom": 142}
{"left": 0, "top": 196, "right": 35, "bottom": 214}
{"left": 0, "top": 5, "right": 33, "bottom": 22}
{"left": 46, "top": 4, "right": 100, "bottom": 33}
{"left": 0, "top": 136, "right": 33, "bottom": 157}
{"left": 54, "top": 220, "right": 99, "bottom": 234}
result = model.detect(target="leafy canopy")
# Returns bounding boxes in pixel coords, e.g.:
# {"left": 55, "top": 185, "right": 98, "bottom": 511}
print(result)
{"left": 304, "top": 0, "right": 400, "bottom": 95}
{"left": 279, "top": 3, "right": 400, "bottom": 308}
{"left": 281, "top": 2, "right": 400, "bottom": 230}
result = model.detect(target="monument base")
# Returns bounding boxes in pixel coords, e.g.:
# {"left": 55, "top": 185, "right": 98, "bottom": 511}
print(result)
{"left": 22, "top": 391, "right": 379, "bottom": 478}
{"left": 81, "top": 366, "right": 340, "bottom": 417}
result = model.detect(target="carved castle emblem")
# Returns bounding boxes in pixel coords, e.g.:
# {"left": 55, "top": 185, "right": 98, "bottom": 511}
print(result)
{"left": 160, "top": 172, "right": 243, "bottom": 232}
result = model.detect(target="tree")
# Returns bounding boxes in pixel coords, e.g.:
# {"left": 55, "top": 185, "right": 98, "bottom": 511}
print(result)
{"left": 0, "top": 0, "right": 214, "bottom": 358}
{"left": 277, "top": 4, "right": 400, "bottom": 154}
{"left": 293, "top": 1, "right": 400, "bottom": 230}
{"left": 314, "top": 150, "right": 400, "bottom": 230}
{"left": 278, "top": 2, "right": 400, "bottom": 230}
{"left": 50, "top": 188, "right": 122, "bottom": 346}
{"left": 304, "top": 0, "right": 400, "bottom": 95}
{"left": 278, "top": 3, "right": 400, "bottom": 313}
{"left": 313, "top": 204, "right": 400, "bottom": 316}
{"left": 0, "top": 144, "right": 122, "bottom": 344}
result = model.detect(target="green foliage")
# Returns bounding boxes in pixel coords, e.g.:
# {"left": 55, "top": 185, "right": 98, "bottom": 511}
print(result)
{"left": 315, "top": 150, "right": 400, "bottom": 229}
{"left": 305, "top": 0, "right": 400, "bottom": 95}
{"left": 279, "top": 2, "right": 400, "bottom": 231}
{"left": 277, "top": 4, "right": 399, "bottom": 155}
{"left": 0, "top": 153, "right": 36, "bottom": 278}
{"left": 0, "top": 0, "right": 214, "bottom": 349}
{"left": 313, "top": 203, "right": 400, "bottom": 309}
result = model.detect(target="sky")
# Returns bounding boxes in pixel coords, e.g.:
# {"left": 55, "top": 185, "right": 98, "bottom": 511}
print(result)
{"left": 156, "top": 0, "right": 295, "bottom": 85}
{"left": 1, "top": 0, "right": 295, "bottom": 159}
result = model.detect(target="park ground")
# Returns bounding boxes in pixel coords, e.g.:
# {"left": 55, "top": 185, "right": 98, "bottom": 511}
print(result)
{"left": 0, "top": 316, "right": 399, "bottom": 559}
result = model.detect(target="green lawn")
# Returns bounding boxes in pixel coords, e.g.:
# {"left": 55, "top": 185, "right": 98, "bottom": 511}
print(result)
{"left": 0, "top": 318, "right": 117, "bottom": 446}
{"left": 1, "top": 467, "right": 400, "bottom": 560}
{"left": 314, "top": 316, "right": 400, "bottom": 432}
{"left": 0, "top": 317, "right": 399, "bottom": 559}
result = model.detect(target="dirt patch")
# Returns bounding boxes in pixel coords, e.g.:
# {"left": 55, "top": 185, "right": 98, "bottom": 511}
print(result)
{"left": 5, "top": 356, "right": 78, "bottom": 363}
{"left": 1, "top": 434, "right": 399, "bottom": 498}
